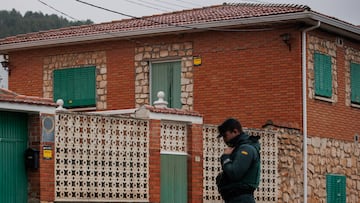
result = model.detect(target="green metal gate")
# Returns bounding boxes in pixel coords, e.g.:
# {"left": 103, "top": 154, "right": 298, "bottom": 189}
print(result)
{"left": 160, "top": 154, "right": 187, "bottom": 203}
{"left": 0, "top": 111, "right": 28, "bottom": 203}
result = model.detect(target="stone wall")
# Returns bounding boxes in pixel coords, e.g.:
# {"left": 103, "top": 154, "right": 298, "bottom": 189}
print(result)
{"left": 134, "top": 42, "right": 194, "bottom": 110}
{"left": 43, "top": 51, "right": 107, "bottom": 110}
{"left": 278, "top": 130, "right": 360, "bottom": 203}
{"left": 278, "top": 130, "right": 303, "bottom": 203}
{"left": 307, "top": 35, "right": 338, "bottom": 102}
{"left": 345, "top": 47, "right": 360, "bottom": 107}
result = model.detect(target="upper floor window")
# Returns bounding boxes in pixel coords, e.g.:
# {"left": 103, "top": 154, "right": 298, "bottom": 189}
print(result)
{"left": 53, "top": 66, "right": 96, "bottom": 108}
{"left": 150, "top": 61, "right": 181, "bottom": 109}
{"left": 314, "top": 52, "right": 332, "bottom": 98}
{"left": 350, "top": 62, "right": 360, "bottom": 105}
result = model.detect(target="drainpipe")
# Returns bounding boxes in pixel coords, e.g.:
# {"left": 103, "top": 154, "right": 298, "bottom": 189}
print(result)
{"left": 302, "top": 21, "right": 320, "bottom": 203}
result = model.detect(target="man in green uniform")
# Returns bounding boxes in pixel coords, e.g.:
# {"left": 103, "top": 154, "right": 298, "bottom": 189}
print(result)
{"left": 216, "top": 118, "right": 261, "bottom": 203}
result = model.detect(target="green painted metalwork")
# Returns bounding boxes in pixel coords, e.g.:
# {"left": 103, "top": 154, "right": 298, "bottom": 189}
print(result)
{"left": 160, "top": 154, "right": 187, "bottom": 203}
{"left": 0, "top": 111, "right": 28, "bottom": 203}
{"left": 326, "top": 174, "right": 346, "bottom": 203}
{"left": 53, "top": 66, "right": 96, "bottom": 108}
{"left": 350, "top": 62, "right": 360, "bottom": 104}
{"left": 151, "top": 61, "right": 181, "bottom": 108}
{"left": 314, "top": 52, "right": 332, "bottom": 98}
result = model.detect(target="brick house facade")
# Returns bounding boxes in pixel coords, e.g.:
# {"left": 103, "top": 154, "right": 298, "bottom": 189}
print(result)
{"left": 0, "top": 3, "right": 359, "bottom": 203}
{"left": 1, "top": 4, "right": 359, "bottom": 141}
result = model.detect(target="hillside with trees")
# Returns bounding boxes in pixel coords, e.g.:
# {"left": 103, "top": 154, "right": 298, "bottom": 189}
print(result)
{"left": 0, "top": 9, "right": 93, "bottom": 39}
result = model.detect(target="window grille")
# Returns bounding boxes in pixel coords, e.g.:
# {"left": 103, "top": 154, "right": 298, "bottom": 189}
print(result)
{"left": 55, "top": 112, "right": 149, "bottom": 202}
{"left": 202, "top": 125, "right": 278, "bottom": 203}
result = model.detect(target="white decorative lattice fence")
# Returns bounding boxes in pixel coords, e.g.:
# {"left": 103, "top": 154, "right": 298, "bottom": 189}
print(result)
{"left": 160, "top": 121, "right": 187, "bottom": 154}
{"left": 202, "top": 125, "right": 278, "bottom": 203}
{"left": 203, "top": 125, "right": 225, "bottom": 202}
{"left": 55, "top": 112, "right": 149, "bottom": 202}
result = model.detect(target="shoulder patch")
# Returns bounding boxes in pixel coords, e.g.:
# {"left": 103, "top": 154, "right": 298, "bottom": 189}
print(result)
{"left": 241, "top": 151, "right": 248, "bottom": 155}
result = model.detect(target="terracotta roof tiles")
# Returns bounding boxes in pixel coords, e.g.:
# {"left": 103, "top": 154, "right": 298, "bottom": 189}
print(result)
{"left": 0, "top": 88, "right": 56, "bottom": 106}
{"left": 0, "top": 3, "right": 310, "bottom": 45}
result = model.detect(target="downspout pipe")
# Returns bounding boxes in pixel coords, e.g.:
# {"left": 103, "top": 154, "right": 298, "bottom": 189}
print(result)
{"left": 302, "top": 21, "right": 320, "bottom": 203}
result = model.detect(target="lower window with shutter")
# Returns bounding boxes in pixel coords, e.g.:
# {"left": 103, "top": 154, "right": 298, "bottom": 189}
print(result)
{"left": 53, "top": 66, "right": 96, "bottom": 108}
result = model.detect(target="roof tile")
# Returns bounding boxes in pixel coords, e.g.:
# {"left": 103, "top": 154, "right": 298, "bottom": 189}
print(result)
{"left": 0, "top": 3, "right": 309, "bottom": 45}
{"left": 0, "top": 88, "right": 56, "bottom": 106}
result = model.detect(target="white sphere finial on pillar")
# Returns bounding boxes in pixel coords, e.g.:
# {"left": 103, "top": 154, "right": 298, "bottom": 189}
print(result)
{"left": 153, "top": 91, "right": 168, "bottom": 108}
{"left": 56, "top": 99, "right": 67, "bottom": 111}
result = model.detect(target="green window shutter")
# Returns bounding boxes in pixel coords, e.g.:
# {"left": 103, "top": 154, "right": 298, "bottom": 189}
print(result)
{"left": 350, "top": 63, "right": 360, "bottom": 104}
{"left": 54, "top": 66, "right": 96, "bottom": 108}
{"left": 161, "top": 154, "right": 187, "bottom": 203}
{"left": 314, "top": 53, "right": 332, "bottom": 98}
{"left": 326, "top": 174, "right": 346, "bottom": 203}
{"left": 151, "top": 61, "right": 181, "bottom": 108}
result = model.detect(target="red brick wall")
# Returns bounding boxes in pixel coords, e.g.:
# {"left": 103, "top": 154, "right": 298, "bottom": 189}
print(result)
{"left": 106, "top": 41, "right": 136, "bottom": 110}
{"left": 187, "top": 123, "right": 204, "bottom": 203}
{"left": 9, "top": 51, "right": 43, "bottom": 97}
{"left": 8, "top": 25, "right": 360, "bottom": 141}
{"left": 306, "top": 31, "right": 360, "bottom": 141}
{"left": 28, "top": 114, "right": 56, "bottom": 202}
{"left": 149, "top": 120, "right": 161, "bottom": 203}
{"left": 10, "top": 29, "right": 303, "bottom": 129}
{"left": 28, "top": 115, "right": 41, "bottom": 202}
{"left": 39, "top": 142, "right": 55, "bottom": 201}
{"left": 9, "top": 41, "right": 136, "bottom": 110}
{"left": 192, "top": 28, "right": 303, "bottom": 128}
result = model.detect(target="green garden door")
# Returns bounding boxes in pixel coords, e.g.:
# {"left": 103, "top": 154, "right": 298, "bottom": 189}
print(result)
{"left": 0, "top": 111, "right": 28, "bottom": 203}
{"left": 160, "top": 154, "right": 187, "bottom": 203}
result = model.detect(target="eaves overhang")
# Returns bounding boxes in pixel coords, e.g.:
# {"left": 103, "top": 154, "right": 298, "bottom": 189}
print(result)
{"left": 0, "top": 102, "right": 56, "bottom": 114}
{"left": 0, "top": 10, "right": 359, "bottom": 53}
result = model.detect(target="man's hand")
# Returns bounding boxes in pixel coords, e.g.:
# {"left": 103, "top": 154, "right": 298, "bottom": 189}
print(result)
{"left": 223, "top": 147, "right": 234, "bottom": 155}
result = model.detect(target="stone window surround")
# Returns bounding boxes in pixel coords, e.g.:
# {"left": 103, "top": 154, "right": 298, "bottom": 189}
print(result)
{"left": 307, "top": 35, "right": 338, "bottom": 103}
{"left": 134, "top": 42, "right": 194, "bottom": 110}
{"left": 43, "top": 51, "right": 107, "bottom": 110}
{"left": 345, "top": 47, "right": 360, "bottom": 108}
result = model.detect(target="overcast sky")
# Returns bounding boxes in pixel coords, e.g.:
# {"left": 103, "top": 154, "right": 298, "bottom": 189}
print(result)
{"left": 2, "top": 0, "right": 360, "bottom": 25}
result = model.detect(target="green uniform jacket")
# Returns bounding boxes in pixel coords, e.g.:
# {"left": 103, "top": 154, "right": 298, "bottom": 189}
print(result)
{"left": 216, "top": 133, "right": 261, "bottom": 198}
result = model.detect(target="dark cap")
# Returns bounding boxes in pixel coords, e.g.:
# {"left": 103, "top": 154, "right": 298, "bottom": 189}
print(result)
{"left": 217, "top": 118, "right": 242, "bottom": 138}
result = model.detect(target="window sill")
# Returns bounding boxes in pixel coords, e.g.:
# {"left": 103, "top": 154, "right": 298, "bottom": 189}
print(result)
{"left": 314, "top": 96, "right": 334, "bottom": 103}
{"left": 351, "top": 103, "right": 360, "bottom": 109}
